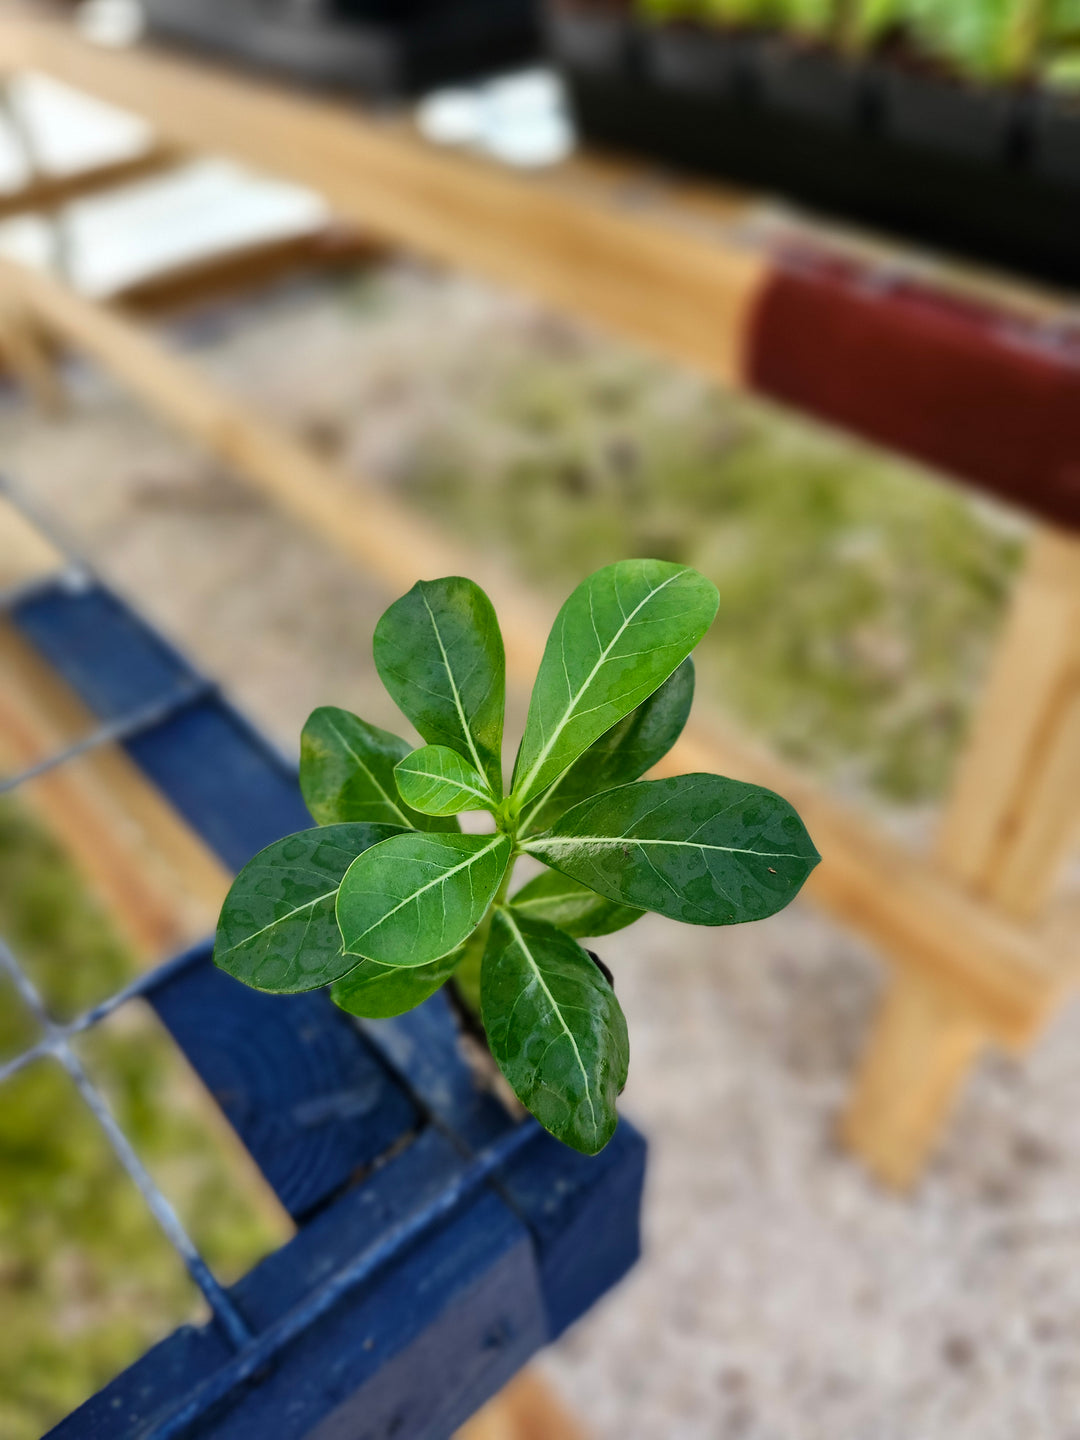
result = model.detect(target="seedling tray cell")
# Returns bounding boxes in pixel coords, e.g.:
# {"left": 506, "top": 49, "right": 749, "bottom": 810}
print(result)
{"left": 551, "top": 20, "right": 1080, "bottom": 286}
{"left": 142, "top": 0, "right": 540, "bottom": 98}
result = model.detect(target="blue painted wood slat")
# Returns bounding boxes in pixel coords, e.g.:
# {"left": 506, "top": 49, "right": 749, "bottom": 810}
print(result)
{"left": 11, "top": 574, "right": 646, "bottom": 1440}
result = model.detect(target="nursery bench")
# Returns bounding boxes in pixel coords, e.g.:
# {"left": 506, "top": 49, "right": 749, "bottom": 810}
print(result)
{"left": 2, "top": 11, "right": 1080, "bottom": 1189}
{"left": 0, "top": 490, "right": 638, "bottom": 1438}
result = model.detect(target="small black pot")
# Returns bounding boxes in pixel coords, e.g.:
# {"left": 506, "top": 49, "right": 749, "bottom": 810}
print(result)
{"left": 143, "top": 0, "right": 537, "bottom": 93}
{"left": 878, "top": 66, "right": 1018, "bottom": 164}
{"left": 756, "top": 38, "right": 866, "bottom": 128}
{"left": 642, "top": 21, "right": 756, "bottom": 101}
{"left": 1032, "top": 91, "right": 1080, "bottom": 187}
{"left": 543, "top": 4, "right": 635, "bottom": 77}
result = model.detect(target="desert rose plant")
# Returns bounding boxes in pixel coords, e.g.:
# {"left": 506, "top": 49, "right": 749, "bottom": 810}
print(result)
{"left": 214, "top": 561, "right": 819, "bottom": 1155}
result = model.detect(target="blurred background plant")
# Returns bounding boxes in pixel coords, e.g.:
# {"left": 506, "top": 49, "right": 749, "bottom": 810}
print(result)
{"left": 633, "top": 0, "right": 1080, "bottom": 82}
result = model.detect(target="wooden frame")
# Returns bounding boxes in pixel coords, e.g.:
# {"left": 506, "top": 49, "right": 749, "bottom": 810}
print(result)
{"left": 2, "top": 12, "right": 1079, "bottom": 1188}
{"left": 0, "top": 495, "right": 598, "bottom": 1440}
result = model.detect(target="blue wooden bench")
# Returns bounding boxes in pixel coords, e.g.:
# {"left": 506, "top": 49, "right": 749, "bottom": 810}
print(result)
{"left": 1, "top": 563, "right": 645, "bottom": 1439}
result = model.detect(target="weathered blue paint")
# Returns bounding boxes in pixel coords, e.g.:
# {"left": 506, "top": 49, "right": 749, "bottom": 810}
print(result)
{"left": 150, "top": 948, "right": 420, "bottom": 1223}
{"left": 12, "top": 573, "right": 646, "bottom": 1440}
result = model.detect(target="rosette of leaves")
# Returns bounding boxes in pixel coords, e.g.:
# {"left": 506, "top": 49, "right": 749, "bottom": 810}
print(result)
{"left": 214, "top": 561, "right": 819, "bottom": 1155}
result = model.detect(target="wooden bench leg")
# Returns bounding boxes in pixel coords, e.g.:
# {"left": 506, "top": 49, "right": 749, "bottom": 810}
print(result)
{"left": 457, "top": 1370, "right": 588, "bottom": 1440}
{"left": 935, "top": 528, "right": 1080, "bottom": 918}
{"left": 0, "top": 295, "right": 66, "bottom": 413}
{"left": 844, "top": 527, "right": 1080, "bottom": 1187}
{"left": 841, "top": 973, "right": 987, "bottom": 1190}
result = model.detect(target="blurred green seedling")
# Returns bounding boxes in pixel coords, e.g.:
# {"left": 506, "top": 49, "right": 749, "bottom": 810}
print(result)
{"left": 214, "top": 561, "right": 819, "bottom": 1155}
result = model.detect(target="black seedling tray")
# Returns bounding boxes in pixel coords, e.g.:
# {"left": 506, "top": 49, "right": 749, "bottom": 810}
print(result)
{"left": 546, "top": 11, "right": 1080, "bottom": 287}
{"left": 142, "top": 0, "right": 540, "bottom": 97}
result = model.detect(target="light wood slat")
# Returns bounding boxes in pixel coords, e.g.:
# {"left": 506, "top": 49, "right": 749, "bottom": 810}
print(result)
{"left": 0, "top": 291, "right": 64, "bottom": 411}
{"left": 457, "top": 1371, "right": 589, "bottom": 1440}
{"left": 937, "top": 529, "right": 1080, "bottom": 920}
{"left": 0, "top": 485, "right": 62, "bottom": 589}
{"left": 1, "top": 12, "right": 770, "bottom": 389}
{"left": 841, "top": 972, "right": 986, "bottom": 1190}
{"left": 0, "top": 141, "right": 184, "bottom": 220}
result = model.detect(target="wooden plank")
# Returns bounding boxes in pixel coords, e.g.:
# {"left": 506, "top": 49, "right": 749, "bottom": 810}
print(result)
{"left": 844, "top": 530, "right": 1080, "bottom": 1187}
{"left": 0, "top": 141, "right": 184, "bottom": 220}
{"left": 0, "top": 253, "right": 1060, "bottom": 1046}
{"left": 840, "top": 972, "right": 987, "bottom": 1190}
{"left": 0, "top": 487, "right": 62, "bottom": 589}
{"left": 0, "top": 291, "right": 65, "bottom": 412}
{"left": 937, "top": 528, "right": 1080, "bottom": 919}
{"left": 986, "top": 682, "right": 1080, "bottom": 919}
{"left": 115, "top": 224, "right": 379, "bottom": 317}
{"left": 17, "top": 17, "right": 1080, "bottom": 533}
{"left": 2, "top": 13, "right": 771, "bottom": 390}
{"left": 458, "top": 1371, "right": 589, "bottom": 1440}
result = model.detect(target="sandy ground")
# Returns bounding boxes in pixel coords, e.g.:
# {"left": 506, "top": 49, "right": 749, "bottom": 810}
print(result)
{"left": 4, "top": 266, "right": 1080, "bottom": 1440}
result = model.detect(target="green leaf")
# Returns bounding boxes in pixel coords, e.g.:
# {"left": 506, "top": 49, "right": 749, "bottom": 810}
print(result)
{"left": 511, "top": 561, "right": 718, "bottom": 806}
{"left": 331, "top": 949, "right": 460, "bottom": 1019}
{"left": 519, "top": 657, "right": 695, "bottom": 835}
{"left": 300, "top": 707, "right": 457, "bottom": 833}
{"left": 394, "top": 745, "right": 496, "bottom": 816}
{"left": 511, "top": 870, "right": 643, "bottom": 938}
{"left": 374, "top": 577, "right": 505, "bottom": 799}
{"left": 214, "top": 823, "right": 401, "bottom": 993}
{"left": 524, "top": 774, "right": 819, "bottom": 925}
{"left": 449, "top": 912, "right": 489, "bottom": 1019}
{"left": 482, "top": 909, "right": 628, "bottom": 1155}
{"left": 337, "top": 830, "right": 513, "bottom": 968}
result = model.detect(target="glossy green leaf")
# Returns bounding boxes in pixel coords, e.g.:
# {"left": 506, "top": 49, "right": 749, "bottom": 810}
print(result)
{"left": 330, "top": 948, "right": 460, "bottom": 1019}
{"left": 214, "top": 823, "right": 400, "bottom": 993}
{"left": 524, "top": 774, "right": 819, "bottom": 925}
{"left": 510, "top": 870, "right": 642, "bottom": 939}
{"left": 300, "top": 707, "right": 456, "bottom": 833}
{"left": 511, "top": 561, "right": 718, "bottom": 806}
{"left": 394, "top": 745, "right": 496, "bottom": 817}
{"left": 519, "top": 658, "right": 695, "bottom": 835}
{"left": 482, "top": 909, "right": 628, "bottom": 1155}
{"left": 374, "top": 577, "right": 505, "bottom": 799}
{"left": 337, "top": 830, "right": 512, "bottom": 968}
{"left": 447, "top": 910, "right": 490, "bottom": 1019}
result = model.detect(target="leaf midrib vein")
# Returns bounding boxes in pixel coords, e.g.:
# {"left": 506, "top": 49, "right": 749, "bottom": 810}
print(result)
{"left": 354, "top": 835, "right": 505, "bottom": 944}
{"left": 421, "top": 591, "right": 492, "bottom": 786}
{"left": 517, "top": 570, "right": 685, "bottom": 800}
{"left": 499, "top": 909, "right": 597, "bottom": 1134}
{"left": 525, "top": 837, "right": 808, "bottom": 859}
{"left": 326, "top": 715, "right": 412, "bottom": 826}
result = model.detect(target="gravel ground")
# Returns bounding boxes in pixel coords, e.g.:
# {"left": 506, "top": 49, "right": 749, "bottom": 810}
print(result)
{"left": 4, "top": 265, "right": 1080, "bottom": 1440}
